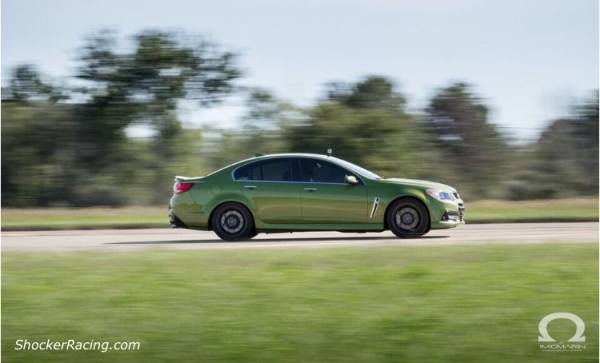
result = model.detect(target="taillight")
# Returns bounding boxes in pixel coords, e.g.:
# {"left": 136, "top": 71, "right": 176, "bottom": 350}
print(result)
{"left": 174, "top": 180, "right": 194, "bottom": 194}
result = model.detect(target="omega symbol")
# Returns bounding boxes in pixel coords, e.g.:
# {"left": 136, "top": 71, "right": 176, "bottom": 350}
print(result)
{"left": 538, "top": 312, "right": 585, "bottom": 343}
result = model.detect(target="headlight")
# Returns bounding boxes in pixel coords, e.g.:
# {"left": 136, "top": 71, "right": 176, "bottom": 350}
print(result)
{"left": 426, "top": 189, "right": 454, "bottom": 201}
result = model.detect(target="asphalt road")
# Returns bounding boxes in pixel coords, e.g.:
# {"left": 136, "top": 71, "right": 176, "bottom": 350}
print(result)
{"left": 1, "top": 222, "right": 597, "bottom": 252}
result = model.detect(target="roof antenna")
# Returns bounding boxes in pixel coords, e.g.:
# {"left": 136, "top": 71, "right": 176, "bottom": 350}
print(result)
{"left": 327, "top": 148, "right": 332, "bottom": 157}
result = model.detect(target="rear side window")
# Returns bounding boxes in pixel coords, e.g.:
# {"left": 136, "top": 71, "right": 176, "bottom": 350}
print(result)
{"left": 233, "top": 159, "right": 293, "bottom": 182}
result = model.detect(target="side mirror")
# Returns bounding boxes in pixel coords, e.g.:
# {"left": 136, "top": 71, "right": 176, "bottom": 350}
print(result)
{"left": 345, "top": 175, "right": 358, "bottom": 185}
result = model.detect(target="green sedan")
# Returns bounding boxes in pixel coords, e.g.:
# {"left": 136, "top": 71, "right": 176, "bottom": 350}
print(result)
{"left": 169, "top": 153, "right": 465, "bottom": 240}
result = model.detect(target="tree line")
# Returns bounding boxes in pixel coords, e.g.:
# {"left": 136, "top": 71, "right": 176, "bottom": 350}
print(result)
{"left": 2, "top": 29, "right": 598, "bottom": 207}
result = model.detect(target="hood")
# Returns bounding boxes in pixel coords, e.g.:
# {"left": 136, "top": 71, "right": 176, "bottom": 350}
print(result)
{"left": 381, "top": 178, "right": 456, "bottom": 192}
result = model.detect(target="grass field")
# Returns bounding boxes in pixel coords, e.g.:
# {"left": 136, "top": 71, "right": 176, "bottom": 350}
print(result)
{"left": 465, "top": 198, "right": 599, "bottom": 223}
{"left": 1, "top": 198, "right": 598, "bottom": 230}
{"left": 2, "top": 243, "right": 597, "bottom": 362}
{"left": 1, "top": 207, "right": 168, "bottom": 230}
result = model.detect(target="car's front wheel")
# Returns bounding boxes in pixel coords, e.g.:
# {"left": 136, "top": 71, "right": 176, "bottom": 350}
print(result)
{"left": 212, "top": 202, "right": 255, "bottom": 241}
{"left": 387, "top": 198, "right": 430, "bottom": 238}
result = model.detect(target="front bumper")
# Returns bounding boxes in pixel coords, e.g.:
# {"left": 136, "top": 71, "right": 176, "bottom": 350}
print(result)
{"left": 441, "top": 207, "right": 465, "bottom": 224}
{"left": 429, "top": 198, "right": 465, "bottom": 229}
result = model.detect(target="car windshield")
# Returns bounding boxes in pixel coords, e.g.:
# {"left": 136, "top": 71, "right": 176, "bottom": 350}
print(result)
{"left": 331, "top": 157, "right": 382, "bottom": 180}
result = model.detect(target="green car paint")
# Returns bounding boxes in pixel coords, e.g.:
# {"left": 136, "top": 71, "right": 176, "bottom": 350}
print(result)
{"left": 169, "top": 153, "right": 465, "bottom": 240}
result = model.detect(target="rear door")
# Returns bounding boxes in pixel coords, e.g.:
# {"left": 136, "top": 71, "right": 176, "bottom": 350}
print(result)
{"left": 233, "top": 158, "right": 302, "bottom": 224}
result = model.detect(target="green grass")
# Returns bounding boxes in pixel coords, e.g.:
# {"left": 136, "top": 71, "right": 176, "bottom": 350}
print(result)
{"left": 1, "top": 198, "right": 598, "bottom": 230}
{"left": 1, "top": 207, "right": 168, "bottom": 230}
{"left": 466, "top": 198, "right": 599, "bottom": 223}
{"left": 2, "top": 243, "right": 598, "bottom": 362}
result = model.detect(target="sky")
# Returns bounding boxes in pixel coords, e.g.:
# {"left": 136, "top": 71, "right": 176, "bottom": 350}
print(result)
{"left": 2, "top": 0, "right": 598, "bottom": 141}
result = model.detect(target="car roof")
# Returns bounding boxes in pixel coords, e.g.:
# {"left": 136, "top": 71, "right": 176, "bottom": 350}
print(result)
{"left": 224, "top": 153, "right": 342, "bottom": 172}
{"left": 238, "top": 153, "right": 348, "bottom": 166}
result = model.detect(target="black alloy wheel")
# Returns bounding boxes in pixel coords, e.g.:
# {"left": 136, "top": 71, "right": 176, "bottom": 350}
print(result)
{"left": 212, "top": 202, "right": 255, "bottom": 241}
{"left": 387, "top": 198, "right": 430, "bottom": 238}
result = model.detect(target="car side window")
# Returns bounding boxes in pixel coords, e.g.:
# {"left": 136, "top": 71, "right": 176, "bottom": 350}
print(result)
{"left": 233, "top": 159, "right": 293, "bottom": 182}
{"left": 298, "top": 158, "right": 357, "bottom": 184}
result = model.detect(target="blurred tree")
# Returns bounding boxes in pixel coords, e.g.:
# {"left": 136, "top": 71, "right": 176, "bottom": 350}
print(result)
{"left": 426, "top": 83, "right": 510, "bottom": 198}
{"left": 75, "top": 28, "right": 242, "bottom": 204}
{"left": 1, "top": 100, "right": 147, "bottom": 207}
{"left": 77, "top": 29, "right": 240, "bottom": 131}
{"left": 571, "top": 91, "right": 600, "bottom": 192}
{"left": 243, "top": 88, "right": 279, "bottom": 129}
{"left": 240, "top": 88, "right": 290, "bottom": 154}
{"left": 283, "top": 76, "right": 444, "bottom": 180}
{"left": 516, "top": 92, "right": 598, "bottom": 199}
{"left": 2, "top": 102, "right": 73, "bottom": 206}
{"left": 326, "top": 75, "right": 405, "bottom": 110}
{"left": 284, "top": 103, "right": 414, "bottom": 176}
{"left": 201, "top": 88, "right": 297, "bottom": 172}
{"left": 500, "top": 91, "right": 598, "bottom": 200}
{"left": 2, "top": 65, "right": 66, "bottom": 104}
{"left": 2, "top": 28, "right": 241, "bottom": 207}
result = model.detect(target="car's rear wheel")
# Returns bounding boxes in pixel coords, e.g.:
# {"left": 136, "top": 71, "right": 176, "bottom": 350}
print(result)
{"left": 387, "top": 198, "right": 429, "bottom": 238}
{"left": 212, "top": 202, "right": 255, "bottom": 241}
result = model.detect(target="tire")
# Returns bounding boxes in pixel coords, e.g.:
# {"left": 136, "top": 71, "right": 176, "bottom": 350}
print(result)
{"left": 422, "top": 224, "right": 431, "bottom": 236}
{"left": 387, "top": 198, "right": 430, "bottom": 238}
{"left": 212, "top": 202, "right": 255, "bottom": 241}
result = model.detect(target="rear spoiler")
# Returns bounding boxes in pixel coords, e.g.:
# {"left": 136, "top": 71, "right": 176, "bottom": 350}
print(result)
{"left": 175, "top": 176, "right": 205, "bottom": 182}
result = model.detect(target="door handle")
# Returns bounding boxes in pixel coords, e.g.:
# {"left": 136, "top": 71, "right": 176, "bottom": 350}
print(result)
{"left": 304, "top": 187, "right": 317, "bottom": 192}
{"left": 244, "top": 185, "right": 257, "bottom": 189}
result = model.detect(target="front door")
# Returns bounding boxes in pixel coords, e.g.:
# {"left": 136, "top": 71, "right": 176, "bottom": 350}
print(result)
{"left": 297, "top": 158, "right": 368, "bottom": 223}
